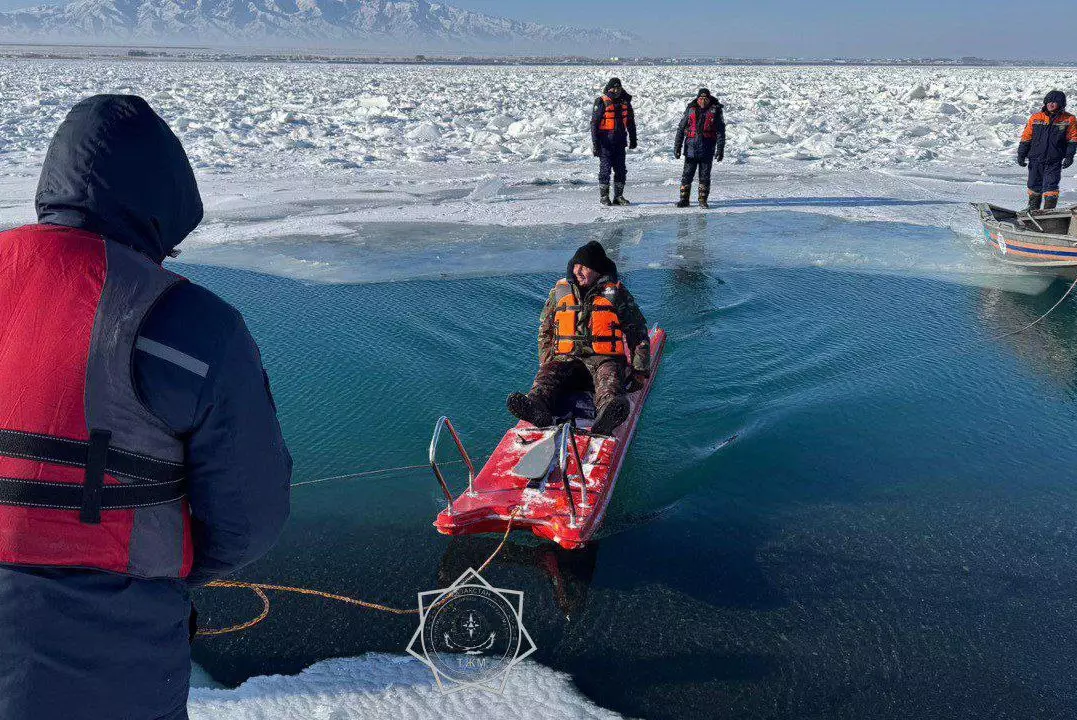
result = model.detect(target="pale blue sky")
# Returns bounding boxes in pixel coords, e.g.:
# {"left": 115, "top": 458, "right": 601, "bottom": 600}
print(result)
{"left": 0, "top": 0, "right": 1070, "bottom": 60}
{"left": 449, "top": 0, "right": 1071, "bottom": 60}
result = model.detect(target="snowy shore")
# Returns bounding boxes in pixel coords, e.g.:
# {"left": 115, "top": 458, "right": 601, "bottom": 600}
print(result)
{"left": 2, "top": 62, "right": 1075, "bottom": 272}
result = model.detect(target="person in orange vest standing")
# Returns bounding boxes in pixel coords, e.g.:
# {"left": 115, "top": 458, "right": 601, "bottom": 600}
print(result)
{"left": 507, "top": 241, "right": 650, "bottom": 436}
{"left": 1017, "top": 90, "right": 1077, "bottom": 211}
{"left": 591, "top": 78, "right": 638, "bottom": 207}
{"left": 0, "top": 95, "right": 292, "bottom": 719}
{"left": 674, "top": 88, "right": 726, "bottom": 209}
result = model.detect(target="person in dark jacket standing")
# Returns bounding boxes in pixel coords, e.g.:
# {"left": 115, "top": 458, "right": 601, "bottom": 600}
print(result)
{"left": 1017, "top": 90, "right": 1077, "bottom": 210}
{"left": 0, "top": 95, "right": 292, "bottom": 720}
{"left": 591, "top": 77, "right": 638, "bottom": 206}
{"left": 674, "top": 88, "right": 726, "bottom": 209}
{"left": 507, "top": 241, "right": 650, "bottom": 436}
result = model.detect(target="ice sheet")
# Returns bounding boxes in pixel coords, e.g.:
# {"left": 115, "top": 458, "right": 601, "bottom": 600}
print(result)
{"left": 1, "top": 61, "right": 1073, "bottom": 259}
{"left": 188, "top": 653, "right": 628, "bottom": 719}
{"left": 0, "top": 63, "right": 1065, "bottom": 281}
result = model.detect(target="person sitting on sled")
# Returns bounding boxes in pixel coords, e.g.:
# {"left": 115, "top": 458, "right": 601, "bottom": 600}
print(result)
{"left": 507, "top": 241, "right": 650, "bottom": 436}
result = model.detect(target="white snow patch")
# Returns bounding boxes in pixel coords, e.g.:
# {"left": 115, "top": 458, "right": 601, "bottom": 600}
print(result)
{"left": 188, "top": 654, "right": 628, "bottom": 720}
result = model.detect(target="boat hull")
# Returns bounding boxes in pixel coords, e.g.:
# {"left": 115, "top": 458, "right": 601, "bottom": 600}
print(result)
{"left": 977, "top": 202, "right": 1077, "bottom": 268}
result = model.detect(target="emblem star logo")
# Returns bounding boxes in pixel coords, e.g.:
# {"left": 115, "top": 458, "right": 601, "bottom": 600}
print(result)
{"left": 406, "top": 567, "right": 537, "bottom": 694}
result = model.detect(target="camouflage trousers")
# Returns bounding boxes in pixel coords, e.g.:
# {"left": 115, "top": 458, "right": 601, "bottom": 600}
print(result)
{"left": 529, "top": 356, "right": 626, "bottom": 416}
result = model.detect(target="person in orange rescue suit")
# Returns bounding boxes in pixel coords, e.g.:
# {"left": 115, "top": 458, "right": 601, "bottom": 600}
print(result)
{"left": 1017, "top": 90, "right": 1077, "bottom": 211}
{"left": 591, "top": 77, "right": 638, "bottom": 206}
{"left": 507, "top": 241, "right": 650, "bottom": 436}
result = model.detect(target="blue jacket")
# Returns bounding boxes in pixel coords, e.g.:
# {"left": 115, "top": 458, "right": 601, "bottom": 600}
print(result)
{"left": 675, "top": 99, "right": 726, "bottom": 160}
{"left": 0, "top": 95, "right": 292, "bottom": 720}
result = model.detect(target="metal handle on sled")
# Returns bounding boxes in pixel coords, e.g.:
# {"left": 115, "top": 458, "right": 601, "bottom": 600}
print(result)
{"left": 557, "top": 420, "right": 590, "bottom": 528}
{"left": 429, "top": 416, "right": 477, "bottom": 513}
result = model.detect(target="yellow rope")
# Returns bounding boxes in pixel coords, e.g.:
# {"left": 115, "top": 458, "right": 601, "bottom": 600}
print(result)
{"left": 197, "top": 508, "right": 521, "bottom": 637}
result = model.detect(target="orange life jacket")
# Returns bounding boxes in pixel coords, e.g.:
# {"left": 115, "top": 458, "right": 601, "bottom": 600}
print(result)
{"left": 553, "top": 279, "right": 625, "bottom": 357}
{"left": 598, "top": 96, "right": 632, "bottom": 133}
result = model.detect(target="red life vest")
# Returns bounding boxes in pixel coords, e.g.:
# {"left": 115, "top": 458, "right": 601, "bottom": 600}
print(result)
{"left": 0, "top": 224, "right": 193, "bottom": 579}
{"left": 598, "top": 95, "right": 632, "bottom": 133}
{"left": 685, "top": 106, "right": 720, "bottom": 140}
{"left": 553, "top": 279, "right": 626, "bottom": 357}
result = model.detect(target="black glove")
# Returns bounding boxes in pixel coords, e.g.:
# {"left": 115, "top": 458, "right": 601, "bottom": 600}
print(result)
{"left": 1064, "top": 157, "right": 1074, "bottom": 169}
{"left": 1017, "top": 156, "right": 1027, "bottom": 167}
{"left": 674, "top": 149, "right": 681, "bottom": 159}
{"left": 715, "top": 145, "right": 725, "bottom": 162}
{"left": 592, "top": 146, "right": 600, "bottom": 158}
{"left": 629, "top": 139, "right": 638, "bottom": 150}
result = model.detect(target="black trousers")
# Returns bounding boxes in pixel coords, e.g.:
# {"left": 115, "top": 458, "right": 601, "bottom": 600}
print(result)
{"left": 599, "top": 146, "right": 627, "bottom": 185}
{"left": 1027, "top": 160, "right": 1063, "bottom": 196}
{"left": 680, "top": 157, "right": 713, "bottom": 188}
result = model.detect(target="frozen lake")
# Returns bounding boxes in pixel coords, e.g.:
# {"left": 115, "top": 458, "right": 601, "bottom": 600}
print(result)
{"left": 186, "top": 213, "right": 1077, "bottom": 720}
{"left": 2, "top": 59, "right": 1075, "bottom": 719}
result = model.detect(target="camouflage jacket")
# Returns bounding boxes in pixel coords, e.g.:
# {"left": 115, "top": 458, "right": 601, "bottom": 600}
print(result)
{"left": 537, "top": 275, "right": 651, "bottom": 373}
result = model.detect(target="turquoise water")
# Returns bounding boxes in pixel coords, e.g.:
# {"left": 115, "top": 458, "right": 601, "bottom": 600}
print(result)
{"left": 188, "top": 212, "right": 1077, "bottom": 719}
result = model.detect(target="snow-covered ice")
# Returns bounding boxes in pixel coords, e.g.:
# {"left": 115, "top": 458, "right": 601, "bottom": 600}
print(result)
{"left": 1, "top": 61, "right": 1074, "bottom": 276}
{"left": 188, "top": 654, "right": 628, "bottom": 719}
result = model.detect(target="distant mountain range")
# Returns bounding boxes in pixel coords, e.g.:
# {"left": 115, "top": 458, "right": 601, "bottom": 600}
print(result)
{"left": 0, "top": 0, "right": 638, "bottom": 52}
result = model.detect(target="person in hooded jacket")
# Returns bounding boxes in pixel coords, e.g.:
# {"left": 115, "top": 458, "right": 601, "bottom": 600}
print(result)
{"left": 674, "top": 88, "right": 726, "bottom": 209}
{"left": 591, "top": 78, "right": 638, "bottom": 206}
{"left": 506, "top": 241, "right": 650, "bottom": 436}
{"left": 0, "top": 95, "right": 291, "bottom": 720}
{"left": 1017, "top": 90, "right": 1077, "bottom": 210}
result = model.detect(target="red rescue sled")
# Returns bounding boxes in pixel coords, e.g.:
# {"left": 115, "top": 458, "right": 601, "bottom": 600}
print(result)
{"left": 430, "top": 328, "right": 666, "bottom": 550}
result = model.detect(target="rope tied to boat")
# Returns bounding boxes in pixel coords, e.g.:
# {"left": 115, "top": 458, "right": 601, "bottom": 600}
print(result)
{"left": 196, "top": 507, "right": 521, "bottom": 637}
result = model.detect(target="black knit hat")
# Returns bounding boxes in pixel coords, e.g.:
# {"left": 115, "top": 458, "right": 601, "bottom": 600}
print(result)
{"left": 568, "top": 240, "right": 617, "bottom": 278}
{"left": 697, "top": 88, "right": 712, "bottom": 98}
{"left": 604, "top": 77, "right": 623, "bottom": 92}
{"left": 1044, "top": 90, "right": 1067, "bottom": 110}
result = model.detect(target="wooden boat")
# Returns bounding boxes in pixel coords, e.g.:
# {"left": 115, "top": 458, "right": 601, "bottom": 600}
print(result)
{"left": 429, "top": 328, "right": 666, "bottom": 550}
{"left": 976, "top": 202, "right": 1077, "bottom": 268}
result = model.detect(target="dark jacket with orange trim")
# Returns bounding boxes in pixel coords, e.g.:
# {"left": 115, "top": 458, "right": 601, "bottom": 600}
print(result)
{"left": 591, "top": 90, "right": 638, "bottom": 152}
{"left": 1018, "top": 92, "right": 1077, "bottom": 166}
{"left": 537, "top": 268, "right": 650, "bottom": 374}
{"left": 0, "top": 95, "right": 292, "bottom": 720}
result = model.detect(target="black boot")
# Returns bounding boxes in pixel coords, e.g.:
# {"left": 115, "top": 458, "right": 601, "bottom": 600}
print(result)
{"left": 612, "top": 183, "right": 631, "bottom": 206}
{"left": 698, "top": 185, "right": 710, "bottom": 209}
{"left": 507, "top": 392, "right": 553, "bottom": 428}
{"left": 676, "top": 184, "right": 691, "bottom": 208}
{"left": 600, "top": 184, "right": 612, "bottom": 206}
{"left": 1028, "top": 192, "right": 1042, "bottom": 212}
{"left": 1044, "top": 194, "right": 1059, "bottom": 210}
{"left": 591, "top": 396, "right": 630, "bottom": 436}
